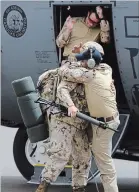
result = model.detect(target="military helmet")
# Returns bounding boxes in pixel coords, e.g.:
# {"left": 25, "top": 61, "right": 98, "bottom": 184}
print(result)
{"left": 81, "top": 41, "right": 104, "bottom": 55}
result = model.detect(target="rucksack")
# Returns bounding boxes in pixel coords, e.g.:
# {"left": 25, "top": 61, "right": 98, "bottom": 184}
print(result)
{"left": 37, "top": 61, "right": 70, "bottom": 102}
{"left": 36, "top": 68, "right": 60, "bottom": 112}
{"left": 37, "top": 68, "right": 59, "bottom": 101}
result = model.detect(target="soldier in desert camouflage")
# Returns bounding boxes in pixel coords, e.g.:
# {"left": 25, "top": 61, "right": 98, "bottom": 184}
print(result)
{"left": 57, "top": 41, "right": 120, "bottom": 192}
{"left": 35, "top": 6, "right": 110, "bottom": 192}
{"left": 35, "top": 63, "right": 92, "bottom": 192}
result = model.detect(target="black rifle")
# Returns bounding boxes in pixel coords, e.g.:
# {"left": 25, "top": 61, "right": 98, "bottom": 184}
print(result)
{"left": 35, "top": 97, "right": 119, "bottom": 133}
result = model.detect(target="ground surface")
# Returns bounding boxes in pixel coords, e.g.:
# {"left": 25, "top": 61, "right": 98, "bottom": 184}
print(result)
{"left": 0, "top": 126, "right": 139, "bottom": 192}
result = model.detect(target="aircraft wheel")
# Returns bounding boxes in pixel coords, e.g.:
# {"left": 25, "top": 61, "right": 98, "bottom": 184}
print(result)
{"left": 13, "top": 128, "right": 99, "bottom": 183}
{"left": 13, "top": 128, "right": 34, "bottom": 181}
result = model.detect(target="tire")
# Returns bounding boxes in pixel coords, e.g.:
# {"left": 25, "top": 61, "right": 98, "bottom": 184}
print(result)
{"left": 13, "top": 128, "right": 34, "bottom": 181}
{"left": 13, "top": 127, "right": 97, "bottom": 183}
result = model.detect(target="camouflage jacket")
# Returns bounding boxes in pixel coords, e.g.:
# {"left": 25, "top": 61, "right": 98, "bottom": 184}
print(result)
{"left": 37, "top": 61, "right": 89, "bottom": 127}
{"left": 57, "top": 61, "right": 118, "bottom": 117}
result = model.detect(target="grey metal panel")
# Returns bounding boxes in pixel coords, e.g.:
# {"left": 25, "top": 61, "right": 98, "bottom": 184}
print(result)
{"left": 112, "top": 1, "right": 139, "bottom": 116}
{"left": 51, "top": 0, "right": 113, "bottom": 6}
{"left": 1, "top": 1, "right": 58, "bottom": 123}
{"left": 1, "top": 0, "right": 139, "bottom": 124}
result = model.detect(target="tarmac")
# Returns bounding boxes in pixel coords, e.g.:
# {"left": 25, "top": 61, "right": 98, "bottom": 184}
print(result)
{"left": 1, "top": 176, "right": 139, "bottom": 192}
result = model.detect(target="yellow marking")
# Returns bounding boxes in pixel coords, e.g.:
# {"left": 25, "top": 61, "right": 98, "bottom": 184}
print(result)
{"left": 34, "top": 164, "right": 45, "bottom": 167}
{"left": 65, "top": 165, "right": 72, "bottom": 168}
{"left": 33, "top": 164, "right": 72, "bottom": 168}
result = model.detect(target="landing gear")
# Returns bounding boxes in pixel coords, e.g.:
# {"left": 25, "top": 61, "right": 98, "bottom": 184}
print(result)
{"left": 13, "top": 128, "right": 97, "bottom": 184}
{"left": 13, "top": 127, "right": 50, "bottom": 181}
{"left": 13, "top": 128, "right": 34, "bottom": 181}
{"left": 13, "top": 114, "right": 130, "bottom": 184}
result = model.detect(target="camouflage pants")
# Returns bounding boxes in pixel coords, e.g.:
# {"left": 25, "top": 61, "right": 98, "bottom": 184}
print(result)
{"left": 41, "top": 113, "right": 92, "bottom": 188}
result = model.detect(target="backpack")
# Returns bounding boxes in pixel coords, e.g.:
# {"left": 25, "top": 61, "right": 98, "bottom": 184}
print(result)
{"left": 37, "top": 61, "right": 70, "bottom": 101}
{"left": 36, "top": 68, "right": 60, "bottom": 112}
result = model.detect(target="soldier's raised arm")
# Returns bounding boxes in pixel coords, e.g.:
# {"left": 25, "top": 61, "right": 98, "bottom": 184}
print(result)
{"left": 96, "top": 6, "right": 110, "bottom": 44}
{"left": 58, "top": 63, "right": 92, "bottom": 84}
{"left": 56, "top": 16, "right": 75, "bottom": 48}
{"left": 100, "top": 20, "right": 110, "bottom": 43}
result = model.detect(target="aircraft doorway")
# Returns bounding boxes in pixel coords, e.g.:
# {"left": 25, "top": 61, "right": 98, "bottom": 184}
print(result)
{"left": 53, "top": 4, "right": 129, "bottom": 112}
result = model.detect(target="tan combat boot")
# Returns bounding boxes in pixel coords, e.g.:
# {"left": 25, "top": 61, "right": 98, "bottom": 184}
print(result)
{"left": 35, "top": 180, "right": 49, "bottom": 192}
{"left": 72, "top": 187, "right": 86, "bottom": 192}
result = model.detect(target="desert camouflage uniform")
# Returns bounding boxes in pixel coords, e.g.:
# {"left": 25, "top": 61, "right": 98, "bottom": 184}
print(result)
{"left": 38, "top": 61, "right": 92, "bottom": 190}
{"left": 57, "top": 61, "right": 120, "bottom": 192}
